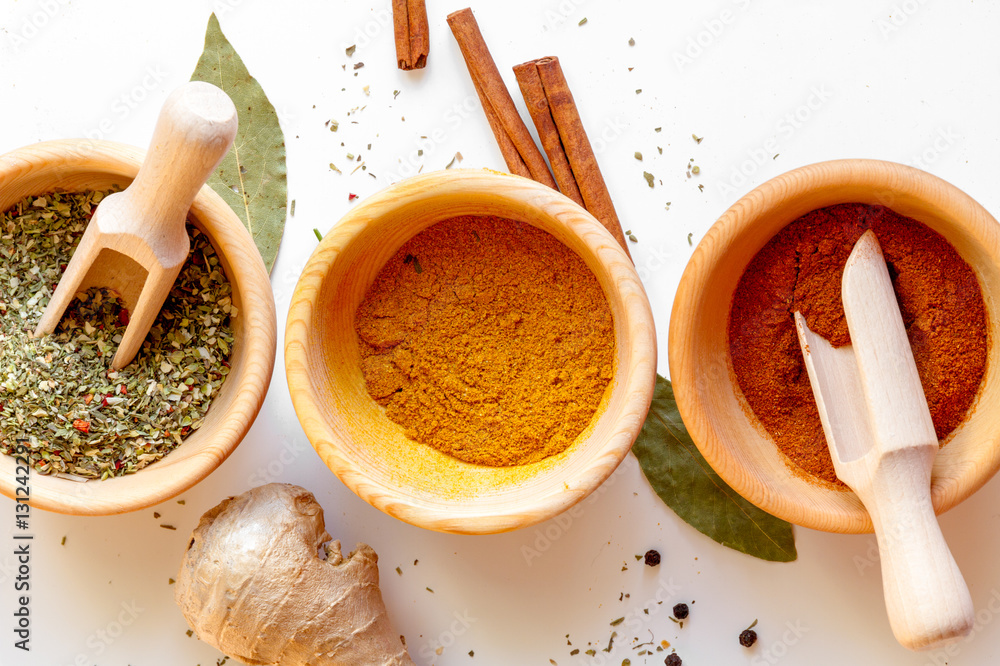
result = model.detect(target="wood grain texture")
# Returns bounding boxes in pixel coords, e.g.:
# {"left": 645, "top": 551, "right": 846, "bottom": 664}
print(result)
{"left": 0, "top": 139, "right": 277, "bottom": 515}
{"left": 668, "top": 159, "right": 1000, "bottom": 534}
{"left": 284, "top": 170, "right": 656, "bottom": 534}
{"left": 35, "top": 82, "right": 238, "bottom": 369}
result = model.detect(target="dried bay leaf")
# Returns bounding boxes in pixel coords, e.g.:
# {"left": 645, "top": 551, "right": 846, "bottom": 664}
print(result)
{"left": 632, "top": 375, "right": 797, "bottom": 562}
{"left": 191, "top": 13, "right": 286, "bottom": 272}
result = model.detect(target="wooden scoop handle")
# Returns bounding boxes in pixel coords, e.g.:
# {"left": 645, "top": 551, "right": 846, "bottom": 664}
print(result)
{"left": 102, "top": 81, "right": 237, "bottom": 267}
{"left": 857, "top": 451, "right": 974, "bottom": 650}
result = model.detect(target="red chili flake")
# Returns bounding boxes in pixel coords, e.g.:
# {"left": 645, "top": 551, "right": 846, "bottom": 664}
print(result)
{"left": 114, "top": 460, "right": 122, "bottom": 470}
{"left": 83, "top": 394, "right": 94, "bottom": 405}
{"left": 72, "top": 420, "right": 91, "bottom": 434}
{"left": 348, "top": 193, "right": 359, "bottom": 201}
{"left": 101, "top": 394, "right": 110, "bottom": 407}
{"left": 118, "top": 309, "right": 130, "bottom": 326}
{"left": 118, "top": 384, "right": 127, "bottom": 395}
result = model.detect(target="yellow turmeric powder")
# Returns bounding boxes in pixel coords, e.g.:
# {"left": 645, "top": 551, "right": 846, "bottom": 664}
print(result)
{"left": 355, "top": 215, "right": 615, "bottom": 467}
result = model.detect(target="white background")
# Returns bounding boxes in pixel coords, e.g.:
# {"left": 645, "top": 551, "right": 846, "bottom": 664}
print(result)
{"left": 2, "top": 0, "right": 1000, "bottom": 664}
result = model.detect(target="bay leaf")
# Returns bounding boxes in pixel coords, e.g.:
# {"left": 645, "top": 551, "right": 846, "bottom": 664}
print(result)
{"left": 190, "top": 13, "right": 286, "bottom": 273}
{"left": 632, "top": 374, "right": 797, "bottom": 562}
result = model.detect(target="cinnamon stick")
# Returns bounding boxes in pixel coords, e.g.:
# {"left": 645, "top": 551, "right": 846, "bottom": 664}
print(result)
{"left": 446, "top": 8, "right": 557, "bottom": 187}
{"left": 512, "top": 62, "right": 584, "bottom": 208}
{"left": 514, "top": 56, "right": 631, "bottom": 257}
{"left": 393, "top": 0, "right": 429, "bottom": 70}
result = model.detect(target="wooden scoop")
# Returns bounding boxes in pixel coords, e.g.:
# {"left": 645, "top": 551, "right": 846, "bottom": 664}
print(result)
{"left": 794, "top": 229, "right": 974, "bottom": 651}
{"left": 34, "top": 81, "right": 237, "bottom": 369}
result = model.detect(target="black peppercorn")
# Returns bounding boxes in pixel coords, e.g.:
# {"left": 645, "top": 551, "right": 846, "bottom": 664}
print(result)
{"left": 664, "top": 653, "right": 682, "bottom": 666}
{"left": 644, "top": 549, "right": 661, "bottom": 566}
{"left": 672, "top": 603, "right": 689, "bottom": 620}
{"left": 739, "top": 628, "right": 757, "bottom": 647}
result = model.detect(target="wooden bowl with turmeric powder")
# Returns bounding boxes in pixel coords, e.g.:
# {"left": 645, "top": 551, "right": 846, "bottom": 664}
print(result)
{"left": 285, "top": 169, "right": 656, "bottom": 534}
{"left": 0, "top": 140, "right": 277, "bottom": 515}
{"left": 670, "top": 158, "right": 1000, "bottom": 533}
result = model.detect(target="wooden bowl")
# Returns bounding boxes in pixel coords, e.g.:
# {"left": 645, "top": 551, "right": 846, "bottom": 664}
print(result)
{"left": 670, "top": 159, "right": 1000, "bottom": 533}
{"left": 285, "top": 170, "right": 656, "bottom": 534}
{"left": 0, "top": 140, "right": 277, "bottom": 514}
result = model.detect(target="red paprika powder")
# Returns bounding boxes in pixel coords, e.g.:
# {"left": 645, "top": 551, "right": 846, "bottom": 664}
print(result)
{"left": 728, "top": 203, "right": 988, "bottom": 485}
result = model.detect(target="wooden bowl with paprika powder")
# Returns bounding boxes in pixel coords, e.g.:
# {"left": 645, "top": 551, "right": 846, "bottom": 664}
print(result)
{"left": 670, "top": 159, "right": 1000, "bottom": 533}
{"left": 0, "top": 140, "right": 277, "bottom": 515}
{"left": 285, "top": 169, "right": 656, "bottom": 535}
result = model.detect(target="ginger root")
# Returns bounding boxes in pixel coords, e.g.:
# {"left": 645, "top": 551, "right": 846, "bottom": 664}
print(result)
{"left": 175, "top": 483, "right": 414, "bottom": 666}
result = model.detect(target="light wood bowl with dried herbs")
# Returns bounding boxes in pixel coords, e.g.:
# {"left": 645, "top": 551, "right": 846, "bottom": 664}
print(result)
{"left": 670, "top": 159, "right": 1000, "bottom": 534}
{"left": 0, "top": 139, "right": 277, "bottom": 515}
{"left": 285, "top": 170, "right": 656, "bottom": 535}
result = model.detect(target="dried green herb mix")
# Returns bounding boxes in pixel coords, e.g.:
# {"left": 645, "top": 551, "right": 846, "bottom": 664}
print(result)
{"left": 0, "top": 191, "right": 235, "bottom": 479}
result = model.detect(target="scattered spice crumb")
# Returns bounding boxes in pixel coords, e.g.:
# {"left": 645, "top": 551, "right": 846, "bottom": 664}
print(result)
{"left": 353, "top": 62, "right": 365, "bottom": 70}
{"left": 635, "top": 89, "right": 642, "bottom": 94}
{"left": 469, "top": 649, "right": 474, "bottom": 657}
{"left": 692, "top": 134, "right": 703, "bottom": 144}
{"left": 570, "top": 649, "right": 580, "bottom": 655}
{"left": 330, "top": 163, "right": 342, "bottom": 174}
{"left": 160, "top": 524, "right": 176, "bottom": 530}
{"left": 290, "top": 199, "right": 296, "bottom": 216}
{"left": 687, "top": 232, "right": 693, "bottom": 245}
{"left": 672, "top": 603, "right": 689, "bottom": 620}
{"left": 348, "top": 193, "right": 358, "bottom": 201}
{"left": 313, "top": 228, "right": 323, "bottom": 242}
{"left": 578, "top": 17, "right": 587, "bottom": 25}
{"left": 644, "top": 549, "right": 661, "bottom": 566}
{"left": 396, "top": 566, "right": 403, "bottom": 576}
{"left": 346, "top": 44, "right": 356, "bottom": 56}
{"left": 634, "top": 152, "right": 642, "bottom": 161}
{"left": 628, "top": 37, "right": 635, "bottom": 46}
{"left": 168, "top": 578, "right": 175, "bottom": 585}
{"left": 177, "top": 499, "right": 185, "bottom": 505}
{"left": 445, "top": 152, "right": 464, "bottom": 169}
{"left": 60, "top": 536, "right": 66, "bottom": 546}
{"left": 394, "top": 89, "right": 401, "bottom": 99}
{"left": 643, "top": 171, "right": 655, "bottom": 188}
{"left": 698, "top": 184, "right": 704, "bottom": 192}
{"left": 153, "top": 512, "right": 161, "bottom": 519}
{"left": 186, "top": 629, "right": 194, "bottom": 637}
{"left": 611, "top": 617, "right": 625, "bottom": 627}
{"left": 664, "top": 653, "right": 682, "bottom": 666}
{"left": 654, "top": 127, "right": 662, "bottom": 132}
{"left": 414, "top": 559, "right": 419, "bottom": 566}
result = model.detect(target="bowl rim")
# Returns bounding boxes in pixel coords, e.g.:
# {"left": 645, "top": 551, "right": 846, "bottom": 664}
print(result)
{"left": 284, "top": 169, "right": 657, "bottom": 534}
{"left": 0, "top": 139, "right": 277, "bottom": 515}
{"left": 669, "top": 158, "right": 1000, "bottom": 533}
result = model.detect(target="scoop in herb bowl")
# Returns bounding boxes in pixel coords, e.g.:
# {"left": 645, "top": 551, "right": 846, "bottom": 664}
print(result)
{"left": 285, "top": 169, "right": 657, "bottom": 534}
{"left": 0, "top": 139, "right": 277, "bottom": 515}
